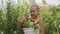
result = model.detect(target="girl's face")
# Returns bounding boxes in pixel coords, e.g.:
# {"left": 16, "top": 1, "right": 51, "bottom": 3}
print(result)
{"left": 30, "top": 7, "right": 39, "bottom": 18}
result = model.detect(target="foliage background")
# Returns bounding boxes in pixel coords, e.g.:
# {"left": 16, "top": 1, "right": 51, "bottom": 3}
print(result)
{"left": 0, "top": 0, "right": 60, "bottom": 34}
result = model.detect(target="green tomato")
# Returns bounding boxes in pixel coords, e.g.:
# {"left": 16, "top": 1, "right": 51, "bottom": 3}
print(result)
{"left": 29, "top": 22, "right": 34, "bottom": 27}
{"left": 35, "top": 24, "right": 40, "bottom": 31}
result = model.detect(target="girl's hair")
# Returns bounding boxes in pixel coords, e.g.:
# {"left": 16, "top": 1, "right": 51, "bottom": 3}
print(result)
{"left": 30, "top": 3, "right": 40, "bottom": 12}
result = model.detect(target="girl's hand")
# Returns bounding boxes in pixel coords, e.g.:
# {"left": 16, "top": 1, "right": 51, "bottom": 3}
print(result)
{"left": 20, "top": 17, "right": 24, "bottom": 24}
{"left": 30, "top": 18, "right": 35, "bottom": 22}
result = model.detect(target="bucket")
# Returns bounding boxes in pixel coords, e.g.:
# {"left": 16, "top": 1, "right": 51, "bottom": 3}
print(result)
{"left": 23, "top": 28, "right": 36, "bottom": 34}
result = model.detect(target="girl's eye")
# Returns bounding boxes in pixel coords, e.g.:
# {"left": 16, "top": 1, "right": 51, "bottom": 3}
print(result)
{"left": 33, "top": 11, "right": 35, "bottom": 12}
{"left": 30, "top": 11, "right": 35, "bottom": 13}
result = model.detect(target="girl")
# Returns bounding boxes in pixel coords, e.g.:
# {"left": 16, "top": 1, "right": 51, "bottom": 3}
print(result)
{"left": 19, "top": 4, "right": 45, "bottom": 34}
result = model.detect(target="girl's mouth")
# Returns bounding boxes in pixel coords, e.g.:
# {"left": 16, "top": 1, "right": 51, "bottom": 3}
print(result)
{"left": 31, "top": 14, "right": 34, "bottom": 16}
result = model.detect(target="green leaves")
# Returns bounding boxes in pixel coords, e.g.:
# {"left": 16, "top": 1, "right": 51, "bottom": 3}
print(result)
{"left": 41, "top": 5, "right": 60, "bottom": 34}
{"left": 23, "top": 20, "right": 34, "bottom": 28}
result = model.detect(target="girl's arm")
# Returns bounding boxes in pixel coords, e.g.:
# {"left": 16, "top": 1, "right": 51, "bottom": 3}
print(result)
{"left": 19, "top": 17, "right": 24, "bottom": 34}
{"left": 39, "top": 18, "right": 45, "bottom": 34}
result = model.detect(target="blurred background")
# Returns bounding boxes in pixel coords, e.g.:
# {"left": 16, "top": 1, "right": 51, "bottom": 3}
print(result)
{"left": 0, "top": 0, "right": 60, "bottom": 34}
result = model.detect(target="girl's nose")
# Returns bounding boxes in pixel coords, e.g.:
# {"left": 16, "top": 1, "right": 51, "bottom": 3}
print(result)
{"left": 30, "top": 13, "right": 33, "bottom": 16}
{"left": 31, "top": 12, "right": 34, "bottom": 14}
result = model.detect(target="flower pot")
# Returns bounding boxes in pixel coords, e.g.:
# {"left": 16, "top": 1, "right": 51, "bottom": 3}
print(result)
{"left": 23, "top": 27, "right": 36, "bottom": 34}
